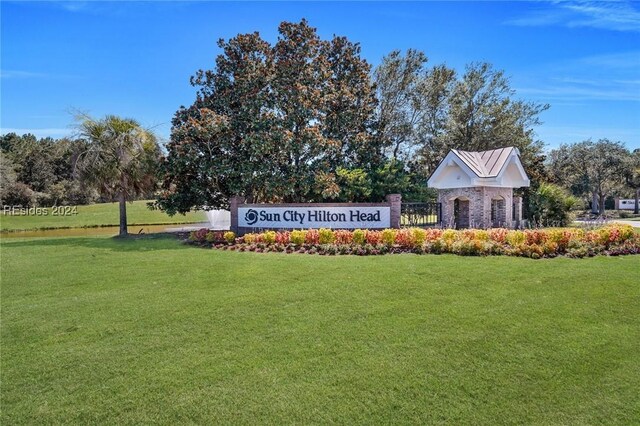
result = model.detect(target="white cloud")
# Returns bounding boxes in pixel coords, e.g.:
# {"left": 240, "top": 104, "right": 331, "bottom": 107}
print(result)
{"left": 505, "top": 0, "right": 640, "bottom": 33}
{"left": 0, "top": 70, "right": 48, "bottom": 79}
{"left": 0, "top": 69, "right": 81, "bottom": 80}
{"left": 514, "top": 50, "right": 640, "bottom": 103}
{"left": 579, "top": 51, "right": 640, "bottom": 69}
{"left": 539, "top": 125, "right": 640, "bottom": 148}
{"left": 57, "top": 1, "right": 89, "bottom": 12}
{"left": 516, "top": 85, "right": 640, "bottom": 102}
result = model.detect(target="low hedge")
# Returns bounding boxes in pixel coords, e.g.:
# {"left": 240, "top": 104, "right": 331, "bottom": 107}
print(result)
{"left": 187, "top": 225, "right": 640, "bottom": 259}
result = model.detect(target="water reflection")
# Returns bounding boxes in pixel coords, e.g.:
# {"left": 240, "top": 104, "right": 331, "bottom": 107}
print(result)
{"left": 0, "top": 224, "right": 199, "bottom": 239}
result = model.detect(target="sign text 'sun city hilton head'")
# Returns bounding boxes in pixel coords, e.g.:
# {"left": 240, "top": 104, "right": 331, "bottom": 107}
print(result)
{"left": 238, "top": 206, "right": 391, "bottom": 229}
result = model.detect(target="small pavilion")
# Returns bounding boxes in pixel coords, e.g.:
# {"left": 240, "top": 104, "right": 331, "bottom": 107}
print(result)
{"left": 427, "top": 147, "right": 530, "bottom": 229}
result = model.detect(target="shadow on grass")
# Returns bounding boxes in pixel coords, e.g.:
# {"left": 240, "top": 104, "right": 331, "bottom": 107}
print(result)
{"left": 1, "top": 233, "right": 193, "bottom": 252}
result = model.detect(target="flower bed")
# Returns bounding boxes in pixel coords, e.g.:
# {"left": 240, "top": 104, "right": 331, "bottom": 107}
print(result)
{"left": 188, "top": 225, "right": 640, "bottom": 258}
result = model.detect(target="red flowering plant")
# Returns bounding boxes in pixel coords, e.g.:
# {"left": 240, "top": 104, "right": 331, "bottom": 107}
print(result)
{"left": 393, "top": 229, "right": 413, "bottom": 248}
{"left": 305, "top": 229, "right": 320, "bottom": 245}
{"left": 334, "top": 230, "right": 353, "bottom": 244}
{"left": 365, "top": 230, "right": 382, "bottom": 245}
{"left": 190, "top": 224, "right": 639, "bottom": 258}
{"left": 275, "top": 231, "right": 290, "bottom": 245}
{"left": 425, "top": 228, "right": 443, "bottom": 242}
{"left": 488, "top": 228, "right": 508, "bottom": 244}
{"left": 188, "top": 228, "right": 209, "bottom": 243}
{"left": 525, "top": 229, "right": 548, "bottom": 245}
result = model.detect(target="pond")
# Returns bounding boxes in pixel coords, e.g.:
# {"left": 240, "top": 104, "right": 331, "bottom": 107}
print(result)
{"left": 0, "top": 224, "right": 209, "bottom": 239}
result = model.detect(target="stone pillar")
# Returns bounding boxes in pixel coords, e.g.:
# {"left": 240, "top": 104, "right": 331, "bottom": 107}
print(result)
{"left": 513, "top": 196, "right": 523, "bottom": 229}
{"left": 471, "top": 187, "right": 486, "bottom": 229}
{"left": 504, "top": 192, "right": 513, "bottom": 228}
{"left": 229, "top": 196, "right": 245, "bottom": 234}
{"left": 386, "top": 194, "right": 402, "bottom": 229}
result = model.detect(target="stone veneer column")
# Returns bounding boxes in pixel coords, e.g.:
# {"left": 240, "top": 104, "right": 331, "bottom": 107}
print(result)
{"left": 468, "top": 187, "right": 483, "bottom": 228}
{"left": 438, "top": 189, "right": 456, "bottom": 228}
{"left": 386, "top": 194, "right": 402, "bottom": 229}
{"left": 229, "top": 196, "right": 245, "bottom": 234}
{"left": 513, "top": 196, "right": 523, "bottom": 229}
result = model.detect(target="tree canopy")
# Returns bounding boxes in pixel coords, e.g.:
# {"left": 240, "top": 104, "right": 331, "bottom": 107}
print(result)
{"left": 154, "top": 21, "right": 636, "bottom": 223}
{"left": 0, "top": 133, "right": 95, "bottom": 207}
{"left": 547, "top": 139, "right": 633, "bottom": 214}
{"left": 373, "top": 51, "right": 549, "bottom": 180}
{"left": 157, "top": 20, "right": 381, "bottom": 214}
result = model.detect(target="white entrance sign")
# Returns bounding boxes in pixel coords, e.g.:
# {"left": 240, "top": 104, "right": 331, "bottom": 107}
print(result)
{"left": 238, "top": 206, "right": 391, "bottom": 229}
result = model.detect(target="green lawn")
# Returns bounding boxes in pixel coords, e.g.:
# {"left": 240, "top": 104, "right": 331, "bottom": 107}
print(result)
{"left": 0, "top": 200, "right": 206, "bottom": 231}
{"left": 2, "top": 236, "right": 639, "bottom": 424}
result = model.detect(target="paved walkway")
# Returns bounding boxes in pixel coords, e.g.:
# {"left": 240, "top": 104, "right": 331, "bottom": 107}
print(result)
{"left": 575, "top": 219, "right": 640, "bottom": 228}
{"left": 612, "top": 219, "right": 640, "bottom": 228}
{"left": 164, "top": 223, "right": 211, "bottom": 233}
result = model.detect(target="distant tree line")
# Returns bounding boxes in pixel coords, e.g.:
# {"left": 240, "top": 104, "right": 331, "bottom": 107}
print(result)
{"left": 0, "top": 123, "right": 160, "bottom": 211}
{"left": 0, "top": 133, "right": 96, "bottom": 207}
{"left": 546, "top": 140, "right": 640, "bottom": 215}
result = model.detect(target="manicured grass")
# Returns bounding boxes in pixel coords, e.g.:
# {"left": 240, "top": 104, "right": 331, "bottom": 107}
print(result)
{"left": 2, "top": 236, "right": 639, "bottom": 424}
{"left": 0, "top": 200, "right": 206, "bottom": 231}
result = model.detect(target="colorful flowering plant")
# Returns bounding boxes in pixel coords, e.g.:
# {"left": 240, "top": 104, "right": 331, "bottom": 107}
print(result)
{"left": 290, "top": 230, "right": 306, "bottom": 245}
{"left": 381, "top": 229, "right": 396, "bottom": 246}
{"left": 305, "top": 229, "right": 320, "bottom": 245}
{"left": 365, "top": 230, "right": 382, "bottom": 245}
{"left": 188, "top": 225, "right": 639, "bottom": 258}
{"left": 318, "top": 228, "right": 335, "bottom": 244}
{"left": 352, "top": 229, "right": 365, "bottom": 245}
{"left": 334, "top": 230, "right": 353, "bottom": 245}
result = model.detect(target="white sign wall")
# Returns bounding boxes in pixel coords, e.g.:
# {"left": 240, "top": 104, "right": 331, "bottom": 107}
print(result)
{"left": 238, "top": 206, "right": 391, "bottom": 229}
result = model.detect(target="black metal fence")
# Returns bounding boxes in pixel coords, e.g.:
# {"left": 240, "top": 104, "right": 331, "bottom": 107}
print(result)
{"left": 401, "top": 202, "right": 441, "bottom": 227}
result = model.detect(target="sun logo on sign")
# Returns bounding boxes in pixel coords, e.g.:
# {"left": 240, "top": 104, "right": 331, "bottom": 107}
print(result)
{"left": 244, "top": 209, "right": 259, "bottom": 225}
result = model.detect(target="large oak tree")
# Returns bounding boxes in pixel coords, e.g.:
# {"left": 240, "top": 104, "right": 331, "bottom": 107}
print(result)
{"left": 547, "top": 139, "right": 632, "bottom": 214}
{"left": 157, "top": 20, "right": 378, "bottom": 214}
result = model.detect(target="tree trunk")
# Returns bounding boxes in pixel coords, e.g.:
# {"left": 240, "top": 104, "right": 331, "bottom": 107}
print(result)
{"left": 591, "top": 192, "right": 599, "bottom": 214}
{"left": 599, "top": 193, "right": 606, "bottom": 216}
{"left": 118, "top": 190, "right": 128, "bottom": 236}
{"left": 635, "top": 188, "right": 639, "bottom": 215}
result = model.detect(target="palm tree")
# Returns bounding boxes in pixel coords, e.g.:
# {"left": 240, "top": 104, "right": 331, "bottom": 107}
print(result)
{"left": 76, "top": 114, "right": 161, "bottom": 236}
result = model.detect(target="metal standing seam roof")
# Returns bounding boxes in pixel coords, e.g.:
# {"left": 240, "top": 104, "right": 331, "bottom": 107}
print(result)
{"left": 450, "top": 147, "right": 515, "bottom": 178}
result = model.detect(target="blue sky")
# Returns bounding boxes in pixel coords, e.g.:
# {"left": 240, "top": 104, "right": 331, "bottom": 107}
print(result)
{"left": 1, "top": 1, "right": 639, "bottom": 150}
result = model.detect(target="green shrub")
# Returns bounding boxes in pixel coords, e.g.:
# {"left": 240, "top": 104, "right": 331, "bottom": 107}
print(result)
{"left": 506, "top": 230, "right": 525, "bottom": 247}
{"left": 619, "top": 210, "right": 632, "bottom": 219}
{"left": 411, "top": 228, "right": 426, "bottom": 248}
{"left": 475, "top": 230, "right": 489, "bottom": 241}
{"left": 381, "top": 229, "right": 396, "bottom": 246}
{"left": 210, "top": 224, "right": 639, "bottom": 258}
{"left": 442, "top": 229, "right": 457, "bottom": 245}
{"left": 290, "top": 230, "right": 306, "bottom": 246}
{"left": 528, "top": 183, "right": 578, "bottom": 226}
{"left": 318, "top": 228, "right": 335, "bottom": 244}
{"left": 189, "top": 228, "right": 208, "bottom": 243}
{"left": 263, "top": 231, "right": 276, "bottom": 244}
